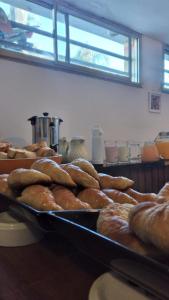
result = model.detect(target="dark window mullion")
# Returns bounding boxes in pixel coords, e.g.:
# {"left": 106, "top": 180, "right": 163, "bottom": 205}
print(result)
{"left": 65, "top": 14, "right": 70, "bottom": 63}
{"left": 10, "top": 21, "right": 53, "bottom": 38}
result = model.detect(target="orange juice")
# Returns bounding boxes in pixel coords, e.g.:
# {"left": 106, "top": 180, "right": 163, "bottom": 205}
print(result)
{"left": 141, "top": 142, "right": 160, "bottom": 162}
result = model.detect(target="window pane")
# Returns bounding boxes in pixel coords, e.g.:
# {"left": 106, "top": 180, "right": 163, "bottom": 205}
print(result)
{"left": 0, "top": 0, "right": 53, "bottom": 33}
{"left": 69, "top": 15, "right": 129, "bottom": 57}
{"left": 131, "top": 37, "right": 139, "bottom": 83}
{"left": 164, "top": 72, "right": 169, "bottom": 89}
{"left": 0, "top": 0, "right": 54, "bottom": 60}
{"left": 164, "top": 53, "right": 169, "bottom": 70}
{"left": 70, "top": 44, "right": 129, "bottom": 76}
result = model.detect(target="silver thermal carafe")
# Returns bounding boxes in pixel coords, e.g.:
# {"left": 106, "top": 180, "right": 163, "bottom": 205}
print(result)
{"left": 28, "top": 112, "right": 63, "bottom": 151}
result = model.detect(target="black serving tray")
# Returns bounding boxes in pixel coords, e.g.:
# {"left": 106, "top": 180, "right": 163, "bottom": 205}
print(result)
{"left": 0, "top": 193, "right": 169, "bottom": 299}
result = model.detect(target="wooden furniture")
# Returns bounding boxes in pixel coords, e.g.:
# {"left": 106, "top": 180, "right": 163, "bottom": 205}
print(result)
{"left": 94, "top": 160, "right": 169, "bottom": 193}
{"left": 0, "top": 233, "right": 105, "bottom": 300}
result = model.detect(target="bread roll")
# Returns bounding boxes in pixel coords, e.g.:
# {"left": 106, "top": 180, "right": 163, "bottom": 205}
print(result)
{"left": 129, "top": 202, "right": 169, "bottom": 253}
{"left": 31, "top": 158, "right": 76, "bottom": 187}
{"left": 71, "top": 158, "right": 99, "bottom": 180}
{"left": 36, "top": 147, "right": 56, "bottom": 157}
{"left": 103, "top": 189, "right": 138, "bottom": 205}
{"left": 25, "top": 143, "right": 40, "bottom": 152}
{"left": 0, "top": 142, "right": 11, "bottom": 153}
{"left": 97, "top": 203, "right": 157, "bottom": 256}
{"left": 8, "top": 168, "right": 52, "bottom": 189}
{"left": 15, "top": 149, "right": 36, "bottom": 159}
{"left": 78, "top": 188, "right": 114, "bottom": 209}
{"left": 0, "top": 152, "right": 8, "bottom": 159}
{"left": 52, "top": 185, "right": 91, "bottom": 210}
{"left": 99, "top": 173, "right": 134, "bottom": 190}
{"left": 125, "top": 188, "right": 159, "bottom": 203}
{"left": 18, "top": 185, "right": 62, "bottom": 211}
{"left": 7, "top": 148, "right": 17, "bottom": 158}
{"left": 61, "top": 164, "right": 100, "bottom": 189}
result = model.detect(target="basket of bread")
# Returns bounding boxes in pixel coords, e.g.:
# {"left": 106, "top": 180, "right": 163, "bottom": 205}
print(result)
{"left": 0, "top": 141, "right": 62, "bottom": 173}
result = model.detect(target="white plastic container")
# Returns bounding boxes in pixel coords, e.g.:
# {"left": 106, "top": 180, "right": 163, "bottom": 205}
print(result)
{"left": 91, "top": 126, "right": 105, "bottom": 164}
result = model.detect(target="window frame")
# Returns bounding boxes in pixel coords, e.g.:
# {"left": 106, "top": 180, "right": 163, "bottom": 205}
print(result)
{"left": 0, "top": 0, "right": 142, "bottom": 87}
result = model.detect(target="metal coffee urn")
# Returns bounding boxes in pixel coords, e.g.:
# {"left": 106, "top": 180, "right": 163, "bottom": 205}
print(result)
{"left": 28, "top": 112, "right": 63, "bottom": 151}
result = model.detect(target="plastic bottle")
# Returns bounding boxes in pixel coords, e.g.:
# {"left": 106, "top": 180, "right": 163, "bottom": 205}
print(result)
{"left": 91, "top": 126, "right": 105, "bottom": 164}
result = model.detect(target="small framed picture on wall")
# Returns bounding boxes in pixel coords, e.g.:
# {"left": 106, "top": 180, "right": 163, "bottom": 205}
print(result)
{"left": 148, "top": 92, "right": 161, "bottom": 113}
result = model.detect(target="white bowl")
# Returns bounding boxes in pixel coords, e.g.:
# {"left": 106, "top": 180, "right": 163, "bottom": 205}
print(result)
{"left": 88, "top": 273, "right": 150, "bottom": 300}
{"left": 0, "top": 211, "right": 43, "bottom": 247}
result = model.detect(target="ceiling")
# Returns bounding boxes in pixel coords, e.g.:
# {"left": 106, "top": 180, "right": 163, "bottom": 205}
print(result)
{"left": 55, "top": 0, "right": 169, "bottom": 45}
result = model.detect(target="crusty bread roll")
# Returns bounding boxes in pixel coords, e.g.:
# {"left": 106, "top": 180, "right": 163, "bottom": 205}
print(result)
{"left": 0, "top": 142, "right": 11, "bottom": 153}
{"left": 15, "top": 149, "right": 36, "bottom": 159}
{"left": 25, "top": 143, "right": 40, "bottom": 152}
{"left": 102, "top": 189, "right": 138, "bottom": 205}
{"left": 99, "top": 173, "right": 134, "bottom": 190}
{"left": 78, "top": 188, "right": 114, "bottom": 209}
{"left": 18, "top": 185, "right": 62, "bottom": 211}
{"left": 31, "top": 158, "right": 76, "bottom": 187}
{"left": 52, "top": 185, "right": 91, "bottom": 210}
{"left": 125, "top": 188, "right": 159, "bottom": 203}
{"left": 8, "top": 168, "right": 52, "bottom": 189}
{"left": 97, "top": 203, "right": 157, "bottom": 256}
{"left": 36, "top": 147, "right": 56, "bottom": 157}
{"left": 7, "top": 147, "right": 17, "bottom": 158}
{"left": 0, "top": 152, "right": 8, "bottom": 159}
{"left": 71, "top": 158, "right": 99, "bottom": 180}
{"left": 129, "top": 202, "right": 169, "bottom": 253}
{"left": 61, "top": 164, "right": 100, "bottom": 189}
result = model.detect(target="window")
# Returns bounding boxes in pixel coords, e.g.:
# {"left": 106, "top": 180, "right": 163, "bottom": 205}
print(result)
{"left": 163, "top": 47, "right": 169, "bottom": 91}
{"left": 0, "top": 0, "right": 141, "bottom": 85}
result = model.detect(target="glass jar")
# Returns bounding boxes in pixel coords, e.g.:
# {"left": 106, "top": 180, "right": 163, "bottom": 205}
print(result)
{"left": 128, "top": 141, "right": 141, "bottom": 163}
{"left": 118, "top": 141, "right": 130, "bottom": 163}
{"left": 141, "top": 141, "right": 160, "bottom": 162}
{"left": 104, "top": 140, "right": 118, "bottom": 163}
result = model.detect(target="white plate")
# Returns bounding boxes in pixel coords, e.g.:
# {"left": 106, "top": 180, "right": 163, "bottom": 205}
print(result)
{"left": 0, "top": 211, "right": 43, "bottom": 247}
{"left": 88, "top": 273, "right": 152, "bottom": 300}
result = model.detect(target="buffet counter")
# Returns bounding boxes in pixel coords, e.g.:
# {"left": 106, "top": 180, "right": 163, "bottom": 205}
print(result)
{"left": 94, "top": 159, "right": 169, "bottom": 193}
{"left": 0, "top": 233, "right": 105, "bottom": 300}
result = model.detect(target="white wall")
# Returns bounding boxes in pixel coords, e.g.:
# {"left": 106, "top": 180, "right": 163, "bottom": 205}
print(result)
{"left": 0, "top": 35, "right": 169, "bottom": 157}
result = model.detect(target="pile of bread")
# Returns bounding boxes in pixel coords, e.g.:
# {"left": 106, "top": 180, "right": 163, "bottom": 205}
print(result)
{"left": 1, "top": 157, "right": 169, "bottom": 256}
{"left": 0, "top": 141, "right": 56, "bottom": 159}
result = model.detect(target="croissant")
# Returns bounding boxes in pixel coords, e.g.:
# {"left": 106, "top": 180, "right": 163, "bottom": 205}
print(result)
{"left": 8, "top": 168, "right": 52, "bottom": 189}
{"left": 78, "top": 188, "right": 114, "bottom": 209}
{"left": 61, "top": 164, "right": 100, "bottom": 189}
{"left": 125, "top": 188, "right": 159, "bottom": 203}
{"left": 31, "top": 158, "right": 76, "bottom": 187}
{"left": 102, "top": 189, "right": 138, "bottom": 205}
{"left": 158, "top": 183, "right": 169, "bottom": 202}
{"left": 71, "top": 158, "right": 99, "bottom": 180}
{"left": 97, "top": 203, "right": 157, "bottom": 256}
{"left": 52, "top": 185, "right": 91, "bottom": 210}
{"left": 18, "top": 185, "right": 62, "bottom": 211}
{"left": 99, "top": 173, "right": 134, "bottom": 190}
{"left": 129, "top": 202, "right": 169, "bottom": 253}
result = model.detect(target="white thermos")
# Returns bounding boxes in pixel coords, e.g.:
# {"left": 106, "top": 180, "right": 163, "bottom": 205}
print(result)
{"left": 91, "top": 126, "right": 105, "bottom": 164}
